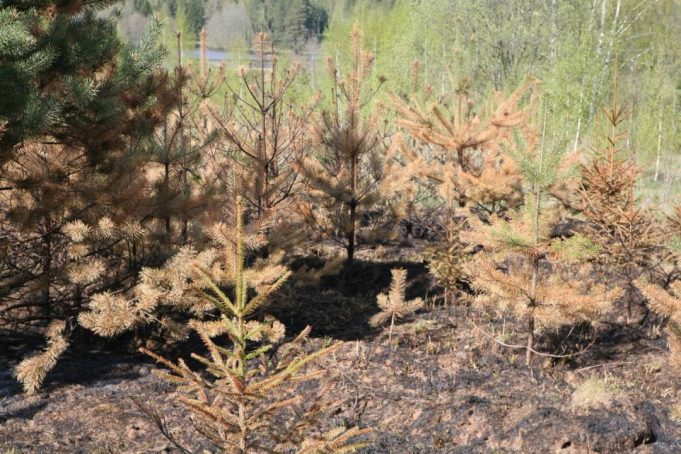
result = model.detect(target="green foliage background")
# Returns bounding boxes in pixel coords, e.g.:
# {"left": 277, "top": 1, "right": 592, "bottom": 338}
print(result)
{"left": 112, "top": 0, "right": 681, "bottom": 204}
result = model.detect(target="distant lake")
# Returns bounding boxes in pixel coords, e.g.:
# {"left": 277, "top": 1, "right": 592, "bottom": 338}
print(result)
{"left": 187, "top": 48, "right": 322, "bottom": 71}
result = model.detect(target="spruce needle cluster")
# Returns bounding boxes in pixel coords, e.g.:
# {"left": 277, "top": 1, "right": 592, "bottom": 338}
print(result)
{"left": 370, "top": 268, "right": 424, "bottom": 342}
{"left": 635, "top": 279, "right": 681, "bottom": 367}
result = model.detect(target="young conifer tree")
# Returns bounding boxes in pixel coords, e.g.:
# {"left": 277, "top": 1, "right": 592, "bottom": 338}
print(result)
{"left": 1, "top": 8, "right": 176, "bottom": 392}
{"left": 579, "top": 76, "right": 660, "bottom": 321}
{"left": 1, "top": 142, "right": 149, "bottom": 324}
{"left": 634, "top": 279, "right": 681, "bottom": 367}
{"left": 82, "top": 197, "right": 369, "bottom": 452}
{"left": 206, "top": 32, "right": 315, "bottom": 221}
{"left": 148, "top": 29, "right": 223, "bottom": 246}
{"left": 424, "top": 220, "right": 469, "bottom": 304}
{"left": 0, "top": 1, "right": 172, "bottom": 165}
{"left": 370, "top": 268, "right": 423, "bottom": 342}
{"left": 391, "top": 78, "right": 538, "bottom": 299}
{"left": 391, "top": 77, "right": 537, "bottom": 219}
{"left": 296, "top": 24, "right": 406, "bottom": 267}
{"left": 464, "top": 123, "right": 619, "bottom": 366}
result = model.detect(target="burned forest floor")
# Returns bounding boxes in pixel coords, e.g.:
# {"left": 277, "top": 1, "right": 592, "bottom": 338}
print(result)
{"left": 1, "top": 243, "right": 681, "bottom": 453}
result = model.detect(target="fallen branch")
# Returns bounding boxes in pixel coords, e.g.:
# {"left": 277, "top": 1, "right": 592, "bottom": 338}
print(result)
{"left": 470, "top": 319, "right": 597, "bottom": 359}
{"left": 574, "top": 361, "right": 636, "bottom": 373}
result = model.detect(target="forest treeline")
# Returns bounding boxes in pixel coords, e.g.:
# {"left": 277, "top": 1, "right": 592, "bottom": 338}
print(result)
{"left": 1, "top": 0, "right": 681, "bottom": 451}
{"left": 117, "top": 0, "right": 332, "bottom": 50}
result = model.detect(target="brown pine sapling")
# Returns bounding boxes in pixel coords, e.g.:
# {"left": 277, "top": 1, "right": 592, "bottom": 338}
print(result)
{"left": 206, "top": 32, "right": 315, "bottom": 222}
{"left": 579, "top": 76, "right": 661, "bottom": 321}
{"left": 391, "top": 76, "right": 537, "bottom": 220}
{"left": 129, "top": 197, "right": 369, "bottom": 452}
{"left": 464, "top": 125, "right": 619, "bottom": 366}
{"left": 297, "top": 24, "right": 407, "bottom": 267}
{"left": 392, "top": 77, "right": 539, "bottom": 299}
{"left": 424, "top": 220, "right": 469, "bottom": 304}
{"left": 370, "top": 268, "right": 424, "bottom": 342}
{"left": 634, "top": 279, "right": 681, "bottom": 367}
{"left": 148, "top": 30, "right": 224, "bottom": 246}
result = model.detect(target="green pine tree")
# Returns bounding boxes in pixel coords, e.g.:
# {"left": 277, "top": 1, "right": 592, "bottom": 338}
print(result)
{"left": 0, "top": 1, "right": 171, "bottom": 165}
{"left": 1, "top": 0, "right": 178, "bottom": 393}
{"left": 464, "top": 124, "right": 617, "bottom": 366}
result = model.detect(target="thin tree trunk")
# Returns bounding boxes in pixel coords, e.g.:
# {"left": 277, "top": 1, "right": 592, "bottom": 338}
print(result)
{"left": 626, "top": 261, "right": 634, "bottom": 322}
{"left": 549, "top": 0, "right": 558, "bottom": 65}
{"left": 526, "top": 316, "right": 535, "bottom": 366}
{"left": 176, "top": 32, "right": 186, "bottom": 244}
{"left": 573, "top": 116, "right": 582, "bottom": 152}
{"left": 389, "top": 313, "right": 395, "bottom": 343}
{"left": 424, "top": 36, "right": 428, "bottom": 86}
{"left": 256, "top": 44, "right": 268, "bottom": 219}
{"left": 654, "top": 105, "right": 663, "bottom": 182}
{"left": 346, "top": 100, "right": 359, "bottom": 267}
{"left": 163, "top": 160, "right": 171, "bottom": 242}
{"left": 527, "top": 106, "right": 546, "bottom": 366}
{"left": 664, "top": 93, "right": 678, "bottom": 204}
{"left": 238, "top": 402, "right": 247, "bottom": 453}
{"left": 181, "top": 167, "right": 188, "bottom": 244}
{"left": 236, "top": 199, "right": 248, "bottom": 453}
{"left": 588, "top": 0, "right": 609, "bottom": 122}
{"left": 347, "top": 201, "right": 356, "bottom": 267}
{"left": 41, "top": 234, "right": 52, "bottom": 319}
{"left": 603, "top": 0, "right": 621, "bottom": 71}
{"left": 441, "top": 42, "right": 446, "bottom": 95}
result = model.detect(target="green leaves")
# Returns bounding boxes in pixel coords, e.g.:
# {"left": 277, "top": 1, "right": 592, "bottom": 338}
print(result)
{"left": 64, "top": 76, "right": 99, "bottom": 105}
{"left": 550, "top": 234, "right": 600, "bottom": 263}
{"left": 489, "top": 217, "right": 534, "bottom": 249}
{"left": 667, "top": 236, "right": 681, "bottom": 257}
{"left": 505, "top": 128, "right": 571, "bottom": 192}
{"left": 245, "top": 345, "right": 272, "bottom": 361}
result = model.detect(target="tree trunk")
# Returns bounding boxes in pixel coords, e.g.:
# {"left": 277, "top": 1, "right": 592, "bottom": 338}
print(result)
{"left": 181, "top": 163, "right": 188, "bottom": 244}
{"left": 41, "top": 235, "right": 52, "bottom": 319}
{"left": 526, "top": 316, "right": 535, "bottom": 366}
{"left": 654, "top": 105, "right": 663, "bottom": 182}
{"left": 626, "top": 262, "right": 634, "bottom": 322}
{"left": 163, "top": 160, "right": 172, "bottom": 242}
{"left": 663, "top": 93, "right": 678, "bottom": 204}
{"left": 527, "top": 128, "right": 543, "bottom": 367}
{"left": 588, "top": 0, "right": 609, "bottom": 123}
{"left": 346, "top": 133, "right": 359, "bottom": 267}
{"left": 346, "top": 200, "right": 356, "bottom": 267}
